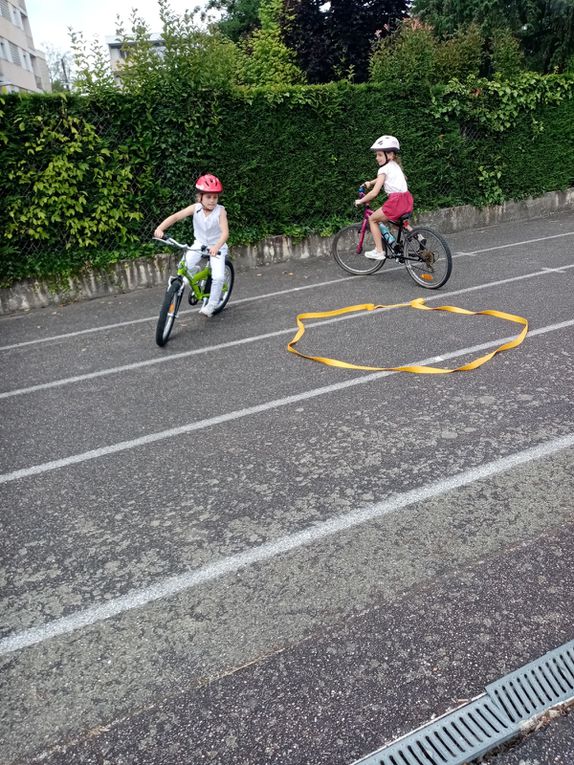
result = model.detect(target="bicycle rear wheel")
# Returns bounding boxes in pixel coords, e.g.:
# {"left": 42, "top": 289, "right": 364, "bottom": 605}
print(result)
{"left": 332, "top": 224, "right": 388, "bottom": 275}
{"left": 404, "top": 226, "right": 452, "bottom": 289}
{"left": 203, "top": 260, "right": 235, "bottom": 315}
{"left": 156, "top": 279, "right": 183, "bottom": 346}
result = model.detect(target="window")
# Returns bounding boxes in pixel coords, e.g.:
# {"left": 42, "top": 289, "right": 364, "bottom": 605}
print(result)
{"left": 8, "top": 41, "right": 21, "bottom": 66}
{"left": 12, "top": 6, "right": 23, "bottom": 27}
{"left": 0, "top": 39, "right": 8, "bottom": 61}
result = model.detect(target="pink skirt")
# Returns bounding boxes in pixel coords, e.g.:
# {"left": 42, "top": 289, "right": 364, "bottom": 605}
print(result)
{"left": 382, "top": 191, "right": 414, "bottom": 220}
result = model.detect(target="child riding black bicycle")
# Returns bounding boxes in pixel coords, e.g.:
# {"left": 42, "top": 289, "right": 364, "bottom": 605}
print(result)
{"left": 354, "top": 135, "right": 422, "bottom": 261}
{"left": 154, "top": 174, "right": 229, "bottom": 317}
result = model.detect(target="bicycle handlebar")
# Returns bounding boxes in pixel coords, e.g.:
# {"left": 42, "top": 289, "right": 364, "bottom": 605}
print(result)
{"left": 153, "top": 237, "right": 220, "bottom": 256}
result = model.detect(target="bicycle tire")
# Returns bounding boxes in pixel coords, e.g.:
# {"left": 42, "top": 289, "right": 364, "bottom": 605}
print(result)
{"left": 404, "top": 226, "right": 452, "bottom": 289}
{"left": 203, "top": 260, "right": 235, "bottom": 315}
{"left": 156, "top": 279, "right": 183, "bottom": 347}
{"left": 332, "top": 224, "right": 387, "bottom": 275}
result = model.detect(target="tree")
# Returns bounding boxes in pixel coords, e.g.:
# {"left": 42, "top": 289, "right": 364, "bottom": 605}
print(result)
{"left": 412, "top": 0, "right": 574, "bottom": 72}
{"left": 236, "top": 0, "right": 305, "bottom": 84}
{"left": 41, "top": 45, "right": 73, "bottom": 92}
{"left": 207, "top": 0, "right": 262, "bottom": 41}
{"left": 282, "top": 0, "right": 409, "bottom": 84}
{"left": 369, "top": 19, "right": 439, "bottom": 90}
{"left": 70, "top": 0, "right": 238, "bottom": 96}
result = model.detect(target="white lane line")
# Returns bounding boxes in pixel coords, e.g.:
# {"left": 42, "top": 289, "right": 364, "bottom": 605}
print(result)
{"left": 0, "top": 275, "right": 357, "bottom": 351}
{"left": 1, "top": 431, "right": 573, "bottom": 657}
{"left": 1, "top": 318, "right": 572, "bottom": 486}
{"left": 2, "top": 265, "right": 573, "bottom": 401}
{"left": 472, "top": 231, "right": 574, "bottom": 254}
{"left": 2, "top": 230, "right": 573, "bottom": 351}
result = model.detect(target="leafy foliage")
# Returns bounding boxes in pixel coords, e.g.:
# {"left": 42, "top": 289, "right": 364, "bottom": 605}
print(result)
{"left": 0, "top": 98, "right": 145, "bottom": 285}
{"left": 207, "top": 0, "right": 262, "bottom": 41}
{"left": 236, "top": 27, "right": 305, "bottom": 84}
{"left": 119, "top": 1, "right": 239, "bottom": 94}
{"left": 369, "top": 19, "right": 523, "bottom": 87}
{"left": 2, "top": 65, "right": 574, "bottom": 286}
{"left": 490, "top": 27, "right": 525, "bottom": 79}
{"left": 5, "top": 105, "right": 141, "bottom": 248}
{"left": 235, "top": 0, "right": 305, "bottom": 85}
{"left": 369, "top": 20, "right": 439, "bottom": 91}
{"left": 41, "top": 46, "right": 74, "bottom": 93}
{"left": 412, "top": 0, "right": 574, "bottom": 73}
{"left": 282, "top": 0, "right": 409, "bottom": 83}
{"left": 435, "top": 23, "right": 483, "bottom": 81}
{"left": 432, "top": 71, "right": 574, "bottom": 133}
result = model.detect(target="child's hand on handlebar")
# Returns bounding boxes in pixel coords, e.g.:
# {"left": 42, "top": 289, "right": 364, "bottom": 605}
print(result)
{"left": 209, "top": 245, "right": 221, "bottom": 257}
{"left": 154, "top": 227, "right": 165, "bottom": 239}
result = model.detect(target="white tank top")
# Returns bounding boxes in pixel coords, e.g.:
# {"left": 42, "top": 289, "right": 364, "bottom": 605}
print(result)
{"left": 377, "top": 160, "right": 408, "bottom": 194}
{"left": 192, "top": 203, "right": 228, "bottom": 253}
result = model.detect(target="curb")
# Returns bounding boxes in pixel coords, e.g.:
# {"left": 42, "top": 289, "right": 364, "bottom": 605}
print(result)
{"left": 1, "top": 188, "right": 573, "bottom": 315}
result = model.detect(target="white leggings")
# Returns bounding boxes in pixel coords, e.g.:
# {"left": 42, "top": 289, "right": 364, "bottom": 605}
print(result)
{"left": 185, "top": 247, "right": 227, "bottom": 309}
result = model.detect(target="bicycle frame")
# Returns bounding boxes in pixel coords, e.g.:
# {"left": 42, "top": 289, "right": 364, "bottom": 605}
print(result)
{"left": 176, "top": 257, "right": 212, "bottom": 301}
{"left": 356, "top": 186, "right": 412, "bottom": 260}
{"left": 158, "top": 238, "right": 230, "bottom": 301}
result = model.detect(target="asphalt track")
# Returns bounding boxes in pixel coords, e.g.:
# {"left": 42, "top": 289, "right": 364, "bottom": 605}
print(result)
{"left": 0, "top": 210, "right": 573, "bottom": 764}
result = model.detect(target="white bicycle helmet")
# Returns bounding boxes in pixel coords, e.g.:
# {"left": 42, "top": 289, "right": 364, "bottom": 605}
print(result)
{"left": 370, "top": 135, "right": 400, "bottom": 152}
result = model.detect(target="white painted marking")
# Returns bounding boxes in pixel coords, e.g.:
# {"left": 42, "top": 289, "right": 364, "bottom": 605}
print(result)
{"left": 1, "top": 318, "right": 572, "bottom": 486}
{"left": 471, "top": 231, "right": 574, "bottom": 254}
{"left": 1, "top": 432, "right": 572, "bottom": 656}
{"left": 2, "top": 265, "right": 573, "bottom": 401}
{"left": 1, "top": 229, "right": 573, "bottom": 351}
{"left": 0, "top": 275, "right": 358, "bottom": 351}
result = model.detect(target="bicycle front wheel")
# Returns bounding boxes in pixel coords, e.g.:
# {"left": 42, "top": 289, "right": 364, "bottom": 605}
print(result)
{"left": 404, "top": 226, "right": 452, "bottom": 289}
{"left": 204, "top": 260, "right": 235, "bottom": 316}
{"left": 332, "top": 224, "right": 387, "bottom": 275}
{"left": 156, "top": 279, "right": 183, "bottom": 347}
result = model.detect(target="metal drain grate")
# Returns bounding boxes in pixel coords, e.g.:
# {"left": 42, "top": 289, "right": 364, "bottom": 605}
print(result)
{"left": 486, "top": 640, "right": 574, "bottom": 724}
{"left": 353, "top": 695, "right": 516, "bottom": 765}
{"left": 352, "top": 639, "right": 574, "bottom": 765}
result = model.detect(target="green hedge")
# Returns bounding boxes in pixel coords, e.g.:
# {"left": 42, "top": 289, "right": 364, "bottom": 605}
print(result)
{"left": 1, "top": 76, "right": 573, "bottom": 286}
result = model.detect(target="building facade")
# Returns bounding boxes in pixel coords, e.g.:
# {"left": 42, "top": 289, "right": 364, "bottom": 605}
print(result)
{"left": 0, "top": 0, "right": 50, "bottom": 92}
{"left": 107, "top": 35, "right": 165, "bottom": 86}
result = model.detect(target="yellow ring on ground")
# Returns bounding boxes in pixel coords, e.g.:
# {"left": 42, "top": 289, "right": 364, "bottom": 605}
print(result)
{"left": 287, "top": 298, "right": 528, "bottom": 374}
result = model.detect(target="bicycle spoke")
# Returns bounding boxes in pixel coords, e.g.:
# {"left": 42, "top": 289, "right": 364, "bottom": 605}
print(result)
{"left": 405, "top": 227, "right": 452, "bottom": 289}
{"left": 333, "top": 224, "right": 387, "bottom": 275}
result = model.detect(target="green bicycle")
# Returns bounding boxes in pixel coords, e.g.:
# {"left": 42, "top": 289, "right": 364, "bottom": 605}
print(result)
{"left": 154, "top": 237, "right": 235, "bottom": 347}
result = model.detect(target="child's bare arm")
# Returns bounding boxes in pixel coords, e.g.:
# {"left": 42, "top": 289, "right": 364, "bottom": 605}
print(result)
{"left": 356, "top": 174, "right": 385, "bottom": 206}
{"left": 154, "top": 204, "right": 197, "bottom": 239}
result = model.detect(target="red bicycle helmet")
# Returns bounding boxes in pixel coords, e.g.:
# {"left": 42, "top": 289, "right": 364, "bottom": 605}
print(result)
{"left": 195, "top": 174, "right": 223, "bottom": 193}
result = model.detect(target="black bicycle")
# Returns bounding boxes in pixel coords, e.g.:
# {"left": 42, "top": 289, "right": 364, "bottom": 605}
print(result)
{"left": 333, "top": 186, "right": 453, "bottom": 289}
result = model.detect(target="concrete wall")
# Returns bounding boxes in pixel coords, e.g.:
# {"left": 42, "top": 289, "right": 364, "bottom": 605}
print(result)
{"left": 1, "top": 188, "right": 573, "bottom": 315}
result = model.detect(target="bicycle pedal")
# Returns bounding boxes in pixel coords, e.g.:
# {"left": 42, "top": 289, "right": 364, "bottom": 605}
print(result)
{"left": 188, "top": 293, "right": 199, "bottom": 305}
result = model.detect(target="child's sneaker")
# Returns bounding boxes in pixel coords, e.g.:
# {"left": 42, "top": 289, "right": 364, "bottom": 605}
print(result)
{"left": 199, "top": 304, "right": 215, "bottom": 317}
{"left": 364, "top": 249, "right": 387, "bottom": 260}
